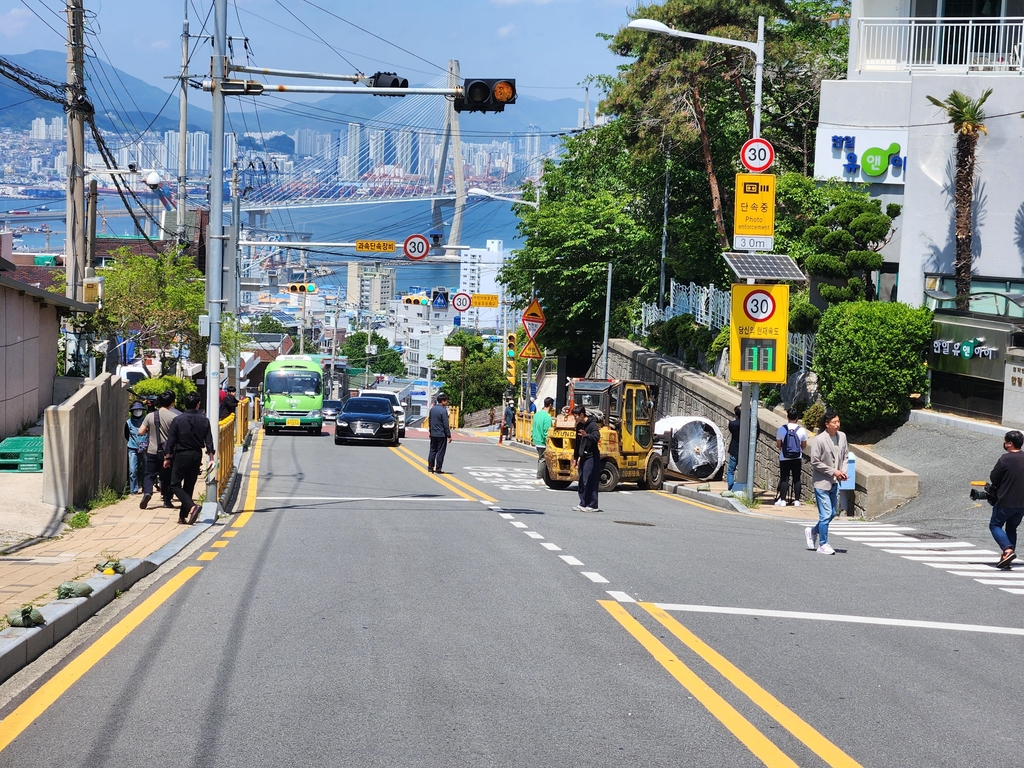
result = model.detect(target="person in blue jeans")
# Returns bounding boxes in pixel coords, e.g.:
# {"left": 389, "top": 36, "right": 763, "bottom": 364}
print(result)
{"left": 804, "top": 409, "right": 848, "bottom": 555}
{"left": 988, "top": 430, "right": 1024, "bottom": 569}
{"left": 124, "top": 401, "right": 146, "bottom": 494}
{"left": 726, "top": 405, "right": 741, "bottom": 490}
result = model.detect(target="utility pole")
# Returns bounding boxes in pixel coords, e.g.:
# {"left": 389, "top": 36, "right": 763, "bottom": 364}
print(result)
{"left": 329, "top": 302, "right": 341, "bottom": 398}
{"left": 204, "top": 0, "right": 228, "bottom": 516}
{"left": 299, "top": 250, "right": 307, "bottom": 354}
{"left": 86, "top": 178, "right": 97, "bottom": 275}
{"left": 64, "top": 0, "right": 86, "bottom": 302}
{"left": 177, "top": 4, "right": 189, "bottom": 245}
{"left": 659, "top": 151, "right": 670, "bottom": 311}
{"left": 601, "top": 262, "right": 612, "bottom": 379}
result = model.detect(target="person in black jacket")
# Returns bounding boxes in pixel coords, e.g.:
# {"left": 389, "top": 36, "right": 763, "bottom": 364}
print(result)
{"left": 163, "top": 392, "right": 216, "bottom": 524}
{"left": 219, "top": 385, "right": 239, "bottom": 421}
{"left": 989, "top": 429, "right": 1024, "bottom": 569}
{"left": 572, "top": 405, "right": 601, "bottom": 512}
{"left": 427, "top": 393, "right": 453, "bottom": 474}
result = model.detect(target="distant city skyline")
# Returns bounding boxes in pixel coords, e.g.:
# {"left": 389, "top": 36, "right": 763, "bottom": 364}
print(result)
{"left": 0, "top": 0, "right": 632, "bottom": 101}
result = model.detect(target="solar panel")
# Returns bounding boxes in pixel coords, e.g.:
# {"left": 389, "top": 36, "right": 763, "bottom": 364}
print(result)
{"left": 723, "top": 252, "right": 807, "bottom": 282}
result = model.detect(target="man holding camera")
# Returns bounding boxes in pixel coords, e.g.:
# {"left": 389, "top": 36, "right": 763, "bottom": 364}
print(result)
{"left": 988, "top": 430, "right": 1024, "bottom": 569}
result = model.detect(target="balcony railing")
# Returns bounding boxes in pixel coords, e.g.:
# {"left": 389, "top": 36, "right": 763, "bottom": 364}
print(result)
{"left": 858, "top": 17, "right": 1024, "bottom": 72}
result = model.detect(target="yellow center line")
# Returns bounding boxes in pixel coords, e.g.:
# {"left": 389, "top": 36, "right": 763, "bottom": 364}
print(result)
{"left": 395, "top": 445, "right": 497, "bottom": 502}
{"left": 599, "top": 600, "right": 798, "bottom": 767}
{"left": 389, "top": 447, "right": 477, "bottom": 500}
{"left": 654, "top": 490, "right": 745, "bottom": 516}
{"left": 0, "top": 566, "right": 203, "bottom": 753}
{"left": 211, "top": 541, "right": 229, "bottom": 548}
{"left": 221, "top": 531, "right": 238, "bottom": 538}
{"left": 197, "top": 552, "right": 217, "bottom": 561}
{"left": 639, "top": 603, "right": 863, "bottom": 768}
{"left": 233, "top": 429, "right": 264, "bottom": 529}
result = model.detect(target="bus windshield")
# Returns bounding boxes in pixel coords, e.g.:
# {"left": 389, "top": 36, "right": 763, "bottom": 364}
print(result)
{"left": 265, "top": 370, "right": 322, "bottom": 396}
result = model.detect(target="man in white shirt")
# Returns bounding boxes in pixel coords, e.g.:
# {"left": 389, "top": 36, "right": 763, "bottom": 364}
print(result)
{"left": 774, "top": 408, "right": 808, "bottom": 507}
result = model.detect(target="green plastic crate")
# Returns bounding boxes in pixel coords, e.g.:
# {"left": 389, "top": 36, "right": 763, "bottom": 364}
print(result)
{"left": 0, "top": 436, "right": 43, "bottom": 470}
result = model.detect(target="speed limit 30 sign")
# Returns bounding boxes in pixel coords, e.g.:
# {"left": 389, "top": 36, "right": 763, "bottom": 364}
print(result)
{"left": 743, "top": 289, "right": 776, "bottom": 322}
{"left": 451, "top": 292, "right": 472, "bottom": 312}
{"left": 740, "top": 138, "right": 774, "bottom": 173}
{"left": 403, "top": 233, "right": 431, "bottom": 261}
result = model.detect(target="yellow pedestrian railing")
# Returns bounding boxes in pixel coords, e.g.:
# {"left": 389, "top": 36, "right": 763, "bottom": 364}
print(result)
{"left": 235, "top": 398, "right": 250, "bottom": 446}
{"left": 448, "top": 405, "right": 460, "bottom": 429}
{"left": 516, "top": 412, "right": 532, "bottom": 444}
{"left": 217, "top": 413, "right": 236, "bottom": 491}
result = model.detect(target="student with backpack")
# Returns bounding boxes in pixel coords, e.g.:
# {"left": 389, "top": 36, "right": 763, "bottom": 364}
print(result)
{"left": 774, "top": 408, "right": 808, "bottom": 507}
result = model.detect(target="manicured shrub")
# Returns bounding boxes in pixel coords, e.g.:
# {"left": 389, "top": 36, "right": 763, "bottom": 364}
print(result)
{"left": 813, "top": 301, "right": 931, "bottom": 433}
{"left": 131, "top": 375, "right": 197, "bottom": 408}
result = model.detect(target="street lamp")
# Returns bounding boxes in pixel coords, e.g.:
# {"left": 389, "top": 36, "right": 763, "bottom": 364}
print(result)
{"left": 466, "top": 187, "right": 540, "bottom": 210}
{"left": 628, "top": 14, "right": 766, "bottom": 501}
{"left": 627, "top": 16, "right": 764, "bottom": 139}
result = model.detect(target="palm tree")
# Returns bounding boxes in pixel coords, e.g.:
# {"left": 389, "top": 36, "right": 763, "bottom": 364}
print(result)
{"left": 926, "top": 89, "right": 992, "bottom": 311}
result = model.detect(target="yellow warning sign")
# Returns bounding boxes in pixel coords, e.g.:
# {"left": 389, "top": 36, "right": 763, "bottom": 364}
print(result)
{"left": 519, "top": 337, "right": 543, "bottom": 360}
{"left": 733, "top": 173, "right": 775, "bottom": 238}
{"left": 355, "top": 239, "right": 396, "bottom": 253}
{"left": 522, "top": 298, "right": 546, "bottom": 323}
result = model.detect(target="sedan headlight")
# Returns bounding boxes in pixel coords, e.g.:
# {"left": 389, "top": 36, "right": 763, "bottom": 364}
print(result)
{"left": 383, "top": 420, "right": 396, "bottom": 428}
{"left": 337, "top": 420, "right": 349, "bottom": 428}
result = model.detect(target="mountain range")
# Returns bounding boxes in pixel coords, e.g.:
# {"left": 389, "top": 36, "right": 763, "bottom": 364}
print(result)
{"left": 0, "top": 50, "right": 586, "bottom": 140}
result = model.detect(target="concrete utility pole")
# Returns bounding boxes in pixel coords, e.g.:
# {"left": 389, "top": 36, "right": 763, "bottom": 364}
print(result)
{"left": 204, "top": 0, "right": 228, "bottom": 516}
{"left": 299, "top": 250, "right": 308, "bottom": 354}
{"left": 64, "top": 0, "right": 86, "bottom": 302}
{"left": 177, "top": 5, "right": 189, "bottom": 245}
{"left": 329, "top": 304, "right": 341, "bottom": 399}
{"left": 86, "top": 179, "right": 98, "bottom": 274}
{"left": 601, "top": 262, "right": 612, "bottom": 380}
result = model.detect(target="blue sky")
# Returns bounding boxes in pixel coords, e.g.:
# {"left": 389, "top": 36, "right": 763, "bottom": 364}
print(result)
{"left": 0, "top": 0, "right": 633, "bottom": 99}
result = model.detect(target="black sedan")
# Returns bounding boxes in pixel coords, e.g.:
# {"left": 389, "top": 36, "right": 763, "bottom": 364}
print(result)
{"left": 334, "top": 397, "right": 400, "bottom": 446}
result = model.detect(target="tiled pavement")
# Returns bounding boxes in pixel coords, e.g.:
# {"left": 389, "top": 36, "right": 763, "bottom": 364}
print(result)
{"left": 0, "top": 494, "right": 185, "bottom": 618}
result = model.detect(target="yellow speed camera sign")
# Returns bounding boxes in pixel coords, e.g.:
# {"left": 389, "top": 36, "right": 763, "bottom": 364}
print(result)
{"left": 729, "top": 284, "right": 789, "bottom": 384}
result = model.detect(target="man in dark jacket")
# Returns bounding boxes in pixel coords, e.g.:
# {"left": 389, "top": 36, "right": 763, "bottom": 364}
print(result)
{"left": 219, "top": 386, "right": 239, "bottom": 421}
{"left": 164, "top": 392, "right": 216, "bottom": 524}
{"left": 427, "top": 393, "right": 453, "bottom": 474}
{"left": 989, "top": 429, "right": 1024, "bottom": 568}
{"left": 726, "top": 405, "right": 741, "bottom": 490}
{"left": 572, "top": 405, "right": 601, "bottom": 512}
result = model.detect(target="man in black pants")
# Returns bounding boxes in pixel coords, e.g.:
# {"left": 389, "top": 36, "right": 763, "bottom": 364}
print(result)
{"left": 138, "top": 390, "right": 180, "bottom": 509}
{"left": 572, "top": 405, "right": 601, "bottom": 512}
{"left": 427, "top": 393, "right": 453, "bottom": 474}
{"left": 163, "top": 392, "right": 216, "bottom": 524}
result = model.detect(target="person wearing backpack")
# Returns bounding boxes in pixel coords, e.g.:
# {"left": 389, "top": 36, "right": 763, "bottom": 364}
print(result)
{"left": 774, "top": 408, "right": 808, "bottom": 507}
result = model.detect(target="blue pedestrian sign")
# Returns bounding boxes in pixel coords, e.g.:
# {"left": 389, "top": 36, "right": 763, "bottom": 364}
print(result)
{"left": 431, "top": 290, "right": 449, "bottom": 310}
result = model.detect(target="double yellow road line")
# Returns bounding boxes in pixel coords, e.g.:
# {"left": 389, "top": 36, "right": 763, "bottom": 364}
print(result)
{"left": 389, "top": 444, "right": 496, "bottom": 503}
{"left": 602, "top": 601, "right": 861, "bottom": 767}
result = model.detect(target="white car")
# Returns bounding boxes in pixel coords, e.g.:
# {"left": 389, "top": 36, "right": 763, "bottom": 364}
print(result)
{"left": 358, "top": 390, "right": 406, "bottom": 437}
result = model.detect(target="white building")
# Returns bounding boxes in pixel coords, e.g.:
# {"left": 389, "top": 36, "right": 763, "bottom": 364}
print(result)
{"left": 47, "top": 117, "right": 64, "bottom": 142}
{"left": 29, "top": 118, "right": 47, "bottom": 141}
{"left": 346, "top": 262, "right": 397, "bottom": 313}
{"left": 458, "top": 239, "right": 506, "bottom": 330}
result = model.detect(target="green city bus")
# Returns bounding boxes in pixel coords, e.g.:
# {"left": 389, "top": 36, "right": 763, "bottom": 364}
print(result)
{"left": 262, "top": 355, "right": 324, "bottom": 435}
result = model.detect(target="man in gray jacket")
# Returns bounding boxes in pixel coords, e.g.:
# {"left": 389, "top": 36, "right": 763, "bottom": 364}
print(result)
{"left": 804, "top": 409, "right": 849, "bottom": 555}
{"left": 427, "top": 392, "right": 453, "bottom": 474}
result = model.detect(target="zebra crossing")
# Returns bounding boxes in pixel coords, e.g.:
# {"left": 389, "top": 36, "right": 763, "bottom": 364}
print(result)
{"left": 793, "top": 521, "right": 1024, "bottom": 595}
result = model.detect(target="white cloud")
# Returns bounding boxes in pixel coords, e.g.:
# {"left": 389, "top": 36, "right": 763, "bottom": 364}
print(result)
{"left": 496, "top": 24, "right": 517, "bottom": 38}
{"left": 0, "top": 8, "right": 32, "bottom": 39}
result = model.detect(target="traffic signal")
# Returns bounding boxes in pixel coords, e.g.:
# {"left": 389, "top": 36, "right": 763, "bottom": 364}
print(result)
{"left": 402, "top": 295, "right": 430, "bottom": 305}
{"left": 287, "top": 283, "right": 317, "bottom": 294}
{"left": 370, "top": 71, "right": 409, "bottom": 95}
{"left": 505, "top": 332, "right": 517, "bottom": 384}
{"left": 455, "top": 78, "right": 517, "bottom": 113}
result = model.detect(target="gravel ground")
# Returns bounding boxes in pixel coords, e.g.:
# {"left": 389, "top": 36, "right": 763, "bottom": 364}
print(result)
{"left": 866, "top": 421, "right": 1006, "bottom": 543}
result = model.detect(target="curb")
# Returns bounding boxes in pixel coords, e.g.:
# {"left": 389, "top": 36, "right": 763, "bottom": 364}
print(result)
{"left": 0, "top": 425, "right": 259, "bottom": 684}
{"left": 662, "top": 481, "right": 753, "bottom": 515}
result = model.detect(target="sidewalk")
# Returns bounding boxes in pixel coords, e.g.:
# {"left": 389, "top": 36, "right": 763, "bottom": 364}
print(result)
{"left": 0, "top": 492, "right": 185, "bottom": 620}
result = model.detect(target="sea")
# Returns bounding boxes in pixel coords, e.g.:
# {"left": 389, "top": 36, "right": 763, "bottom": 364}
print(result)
{"left": 2, "top": 196, "right": 524, "bottom": 296}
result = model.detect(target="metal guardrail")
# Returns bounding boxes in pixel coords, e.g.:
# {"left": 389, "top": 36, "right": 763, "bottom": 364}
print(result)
{"left": 217, "top": 413, "right": 236, "bottom": 491}
{"left": 235, "top": 397, "right": 250, "bottom": 446}
{"left": 858, "top": 17, "right": 1024, "bottom": 72}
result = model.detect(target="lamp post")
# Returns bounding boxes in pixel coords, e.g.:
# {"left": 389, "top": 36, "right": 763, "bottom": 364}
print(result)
{"left": 628, "top": 15, "right": 766, "bottom": 500}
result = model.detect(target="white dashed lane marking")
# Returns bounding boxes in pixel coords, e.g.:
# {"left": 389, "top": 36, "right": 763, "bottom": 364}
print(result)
{"left": 541, "top": 542, "right": 562, "bottom": 551}
{"left": 559, "top": 555, "right": 584, "bottom": 566}
{"left": 582, "top": 572, "right": 609, "bottom": 584}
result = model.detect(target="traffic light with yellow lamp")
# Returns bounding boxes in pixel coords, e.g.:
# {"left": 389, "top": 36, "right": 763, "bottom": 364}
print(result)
{"left": 455, "top": 78, "right": 517, "bottom": 113}
{"left": 505, "top": 332, "right": 517, "bottom": 385}
{"left": 287, "top": 283, "right": 317, "bottom": 294}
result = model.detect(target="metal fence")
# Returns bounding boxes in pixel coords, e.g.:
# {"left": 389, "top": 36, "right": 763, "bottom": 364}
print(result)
{"left": 788, "top": 332, "right": 815, "bottom": 370}
{"left": 638, "top": 280, "right": 732, "bottom": 336}
{"left": 858, "top": 17, "right": 1024, "bottom": 72}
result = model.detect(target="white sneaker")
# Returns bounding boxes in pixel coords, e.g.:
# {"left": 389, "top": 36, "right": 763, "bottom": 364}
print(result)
{"left": 804, "top": 527, "right": 817, "bottom": 551}
{"left": 817, "top": 543, "right": 836, "bottom": 555}
{"left": 774, "top": 499, "right": 787, "bottom": 507}
{"left": 582, "top": 506, "right": 600, "bottom": 513}
{"left": 792, "top": 500, "right": 802, "bottom": 506}
{"left": 571, "top": 505, "right": 584, "bottom": 511}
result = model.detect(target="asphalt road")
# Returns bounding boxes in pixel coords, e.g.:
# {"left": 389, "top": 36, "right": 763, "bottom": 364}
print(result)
{"left": 1, "top": 427, "right": 1022, "bottom": 767}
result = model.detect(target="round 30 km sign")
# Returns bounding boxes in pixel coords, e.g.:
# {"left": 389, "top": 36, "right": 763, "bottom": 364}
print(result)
{"left": 403, "top": 233, "right": 430, "bottom": 261}
{"left": 451, "top": 292, "right": 472, "bottom": 312}
{"left": 740, "top": 138, "right": 775, "bottom": 173}
{"left": 743, "top": 289, "right": 776, "bottom": 322}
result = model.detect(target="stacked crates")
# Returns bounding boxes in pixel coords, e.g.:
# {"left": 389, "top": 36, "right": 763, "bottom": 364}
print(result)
{"left": 0, "top": 436, "right": 43, "bottom": 472}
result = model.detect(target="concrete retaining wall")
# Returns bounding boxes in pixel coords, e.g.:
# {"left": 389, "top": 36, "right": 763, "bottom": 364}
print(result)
{"left": 42, "top": 373, "right": 130, "bottom": 511}
{"left": 0, "top": 284, "right": 60, "bottom": 439}
{"left": 605, "top": 339, "right": 919, "bottom": 517}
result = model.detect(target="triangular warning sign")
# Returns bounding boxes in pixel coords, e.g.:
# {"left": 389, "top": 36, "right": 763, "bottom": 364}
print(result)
{"left": 522, "top": 298, "right": 546, "bottom": 323}
{"left": 522, "top": 318, "right": 543, "bottom": 339}
{"left": 518, "top": 337, "right": 542, "bottom": 360}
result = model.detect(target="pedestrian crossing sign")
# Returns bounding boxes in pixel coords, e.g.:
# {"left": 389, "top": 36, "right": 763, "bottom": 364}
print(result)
{"left": 431, "top": 291, "right": 449, "bottom": 310}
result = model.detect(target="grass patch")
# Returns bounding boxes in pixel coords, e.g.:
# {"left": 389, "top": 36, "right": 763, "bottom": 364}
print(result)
{"left": 86, "top": 486, "right": 123, "bottom": 511}
{"left": 67, "top": 510, "right": 91, "bottom": 528}
{"left": 736, "top": 493, "right": 763, "bottom": 509}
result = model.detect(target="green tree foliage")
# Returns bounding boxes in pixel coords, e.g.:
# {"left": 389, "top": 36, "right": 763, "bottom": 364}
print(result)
{"left": 788, "top": 289, "right": 822, "bottom": 334}
{"left": 775, "top": 173, "right": 900, "bottom": 304}
{"left": 813, "top": 301, "right": 932, "bottom": 433}
{"left": 77, "top": 247, "right": 206, "bottom": 373}
{"left": 432, "top": 331, "right": 508, "bottom": 415}
{"left": 646, "top": 314, "right": 715, "bottom": 368}
{"left": 342, "top": 331, "right": 405, "bottom": 376}
{"left": 130, "top": 375, "right": 197, "bottom": 407}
